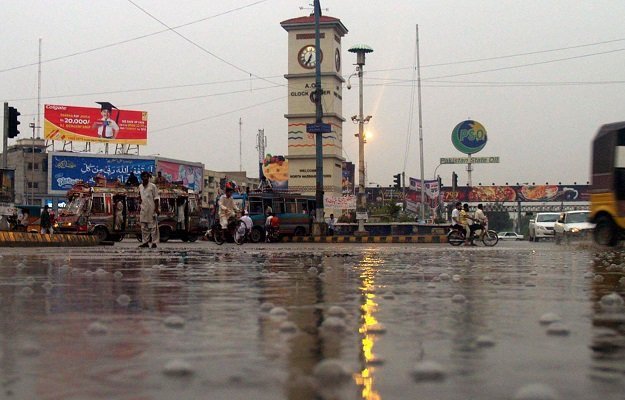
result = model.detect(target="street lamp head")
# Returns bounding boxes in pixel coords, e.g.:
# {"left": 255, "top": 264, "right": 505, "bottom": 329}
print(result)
{"left": 351, "top": 115, "right": 358, "bottom": 122}
{"left": 364, "top": 115, "right": 372, "bottom": 123}
{"left": 348, "top": 44, "right": 374, "bottom": 65}
{"left": 346, "top": 82, "right": 351, "bottom": 90}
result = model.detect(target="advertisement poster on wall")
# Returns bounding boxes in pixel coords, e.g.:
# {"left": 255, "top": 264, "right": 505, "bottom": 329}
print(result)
{"left": 262, "top": 154, "right": 288, "bottom": 190}
{"left": 156, "top": 159, "right": 203, "bottom": 192}
{"left": 49, "top": 153, "right": 155, "bottom": 193}
{"left": 406, "top": 178, "right": 441, "bottom": 214}
{"left": 44, "top": 104, "right": 148, "bottom": 145}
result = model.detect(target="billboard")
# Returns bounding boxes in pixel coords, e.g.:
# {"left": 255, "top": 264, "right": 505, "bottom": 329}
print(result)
{"left": 156, "top": 159, "right": 204, "bottom": 192}
{"left": 262, "top": 154, "right": 288, "bottom": 190}
{"left": 406, "top": 178, "right": 441, "bottom": 214}
{"left": 442, "top": 184, "right": 590, "bottom": 203}
{"left": 0, "top": 169, "right": 15, "bottom": 203}
{"left": 342, "top": 161, "right": 355, "bottom": 195}
{"left": 49, "top": 153, "right": 155, "bottom": 193}
{"left": 44, "top": 104, "right": 148, "bottom": 144}
{"left": 324, "top": 194, "right": 356, "bottom": 209}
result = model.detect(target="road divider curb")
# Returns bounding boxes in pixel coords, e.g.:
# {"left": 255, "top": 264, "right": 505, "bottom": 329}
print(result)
{"left": 282, "top": 235, "right": 448, "bottom": 243}
{"left": 0, "top": 232, "right": 100, "bottom": 247}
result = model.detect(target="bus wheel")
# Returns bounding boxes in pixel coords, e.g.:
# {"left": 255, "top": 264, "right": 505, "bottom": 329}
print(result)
{"left": 594, "top": 216, "right": 618, "bottom": 246}
{"left": 136, "top": 233, "right": 142, "bottom": 242}
{"left": 93, "top": 227, "right": 109, "bottom": 242}
{"left": 250, "top": 227, "right": 264, "bottom": 243}
{"left": 159, "top": 226, "right": 171, "bottom": 243}
{"left": 294, "top": 227, "right": 306, "bottom": 236}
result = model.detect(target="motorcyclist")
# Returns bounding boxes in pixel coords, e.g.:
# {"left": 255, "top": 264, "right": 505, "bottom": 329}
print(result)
{"left": 470, "top": 203, "right": 488, "bottom": 241}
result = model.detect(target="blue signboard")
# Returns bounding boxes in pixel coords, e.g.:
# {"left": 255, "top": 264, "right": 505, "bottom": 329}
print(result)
{"left": 306, "top": 123, "right": 332, "bottom": 133}
{"left": 50, "top": 155, "right": 156, "bottom": 192}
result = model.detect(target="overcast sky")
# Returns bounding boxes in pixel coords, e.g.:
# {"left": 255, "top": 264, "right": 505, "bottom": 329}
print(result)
{"left": 2, "top": 0, "right": 624, "bottom": 187}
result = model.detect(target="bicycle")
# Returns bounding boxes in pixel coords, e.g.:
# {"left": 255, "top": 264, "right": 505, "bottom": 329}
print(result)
{"left": 212, "top": 217, "right": 246, "bottom": 245}
{"left": 447, "top": 224, "right": 499, "bottom": 247}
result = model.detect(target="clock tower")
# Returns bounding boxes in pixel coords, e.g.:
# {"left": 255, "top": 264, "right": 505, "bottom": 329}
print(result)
{"left": 281, "top": 14, "right": 348, "bottom": 199}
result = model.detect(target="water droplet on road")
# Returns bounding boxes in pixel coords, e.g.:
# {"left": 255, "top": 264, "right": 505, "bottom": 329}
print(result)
{"left": 539, "top": 313, "right": 561, "bottom": 325}
{"left": 116, "top": 294, "right": 131, "bottom": 306}
{"left": 321, "top": 316, "right": 346, "bottom": 332}
{"left": 113, "top": 271, "right": 123, "bottom": 279}
{"left": 87, "top": 321, "right": 108, "bottom": 335}
{"left": 452, "top": 294, "right": 467, "bottom": 303}
{"left": 164, "top": 315, "right": 186, "bottom": 328}
{"left": 163, "top": 359, "right": 194, "bottom": 377}
{"left": 513, "top": 383, "right": 559, "bottom": 400}
{"left": 546, "top": 322, "right": 570, "bottom": 336}
{"left": 312, "top": 359, "right": 350, "bottom": 386}
{"left": 411, "top": 360, "right": 446, "bottom": 382}
{"left": 327, "top": 306, "right": 347, "bottom": 318}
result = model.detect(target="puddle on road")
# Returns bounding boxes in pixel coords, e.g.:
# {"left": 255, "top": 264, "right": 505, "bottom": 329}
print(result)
{"left": 0, "top": 244, "right": 623, "bottom": 400}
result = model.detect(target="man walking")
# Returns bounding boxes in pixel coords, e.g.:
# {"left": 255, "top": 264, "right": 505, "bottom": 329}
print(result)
{"left": 139, "top": 171, "right": 160, "bottom": 248}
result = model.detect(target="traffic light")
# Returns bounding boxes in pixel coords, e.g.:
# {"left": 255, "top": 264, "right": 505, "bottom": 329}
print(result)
{"left": 8, "top": 106, "right": 20, "bottom": 138}
{"left": 452, "top": 171, "right": 458, "bottom": 192}
{"left": 393, "top": 173, "right": 401, "bottom": 189}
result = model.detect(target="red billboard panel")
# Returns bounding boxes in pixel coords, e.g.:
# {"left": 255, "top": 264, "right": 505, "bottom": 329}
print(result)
{"left": 44, "top": 104, "right": 148, "bottom": 145}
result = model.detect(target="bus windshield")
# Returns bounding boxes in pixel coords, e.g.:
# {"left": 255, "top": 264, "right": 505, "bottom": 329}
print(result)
{"left": 63, "top": 197, "right": 86, "bottom": 215}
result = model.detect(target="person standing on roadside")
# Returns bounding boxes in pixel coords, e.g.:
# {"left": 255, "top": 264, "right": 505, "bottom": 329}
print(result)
{"left": 139, "top": 171, "right": 160, "bottom": 248}
{"left": 40, "top": 205, "right": 52, "bottom": 234}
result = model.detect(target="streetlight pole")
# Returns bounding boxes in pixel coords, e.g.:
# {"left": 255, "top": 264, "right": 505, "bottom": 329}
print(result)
{"left": 348, "top": 44, "right": 373, "bottom": 236}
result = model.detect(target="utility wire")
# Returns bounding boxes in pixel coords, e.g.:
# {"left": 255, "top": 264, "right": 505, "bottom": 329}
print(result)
{"left": 150, "top": 95, "right": 285, "bottom": 133}
{"left": 0, "top": 0, "right": 269, "bottom": 74}
{"left": 126, "top": 0, "right": 283, "bottom": 87}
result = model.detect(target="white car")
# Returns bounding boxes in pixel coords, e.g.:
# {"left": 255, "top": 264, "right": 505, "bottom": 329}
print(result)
{"left": 553, "top": 210, "right": 595, "bottom": 244}
{"left": 498, "top": 231, "right": 524, "bottom": 240}
{"left": 528, "top": 212, "right": 560, "bottom": 242}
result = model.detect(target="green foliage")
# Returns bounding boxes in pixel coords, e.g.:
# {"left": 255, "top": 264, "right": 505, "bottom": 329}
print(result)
{"left": 487, "top": 210, "right": 513, "bottom": 232}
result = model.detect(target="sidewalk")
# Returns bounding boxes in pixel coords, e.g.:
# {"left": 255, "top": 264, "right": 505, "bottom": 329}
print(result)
{"left": 282, "top": 234, "right": 447, "bottom": 243}
{"left": 0, "top": 231, "right": 100, "bottom": 247}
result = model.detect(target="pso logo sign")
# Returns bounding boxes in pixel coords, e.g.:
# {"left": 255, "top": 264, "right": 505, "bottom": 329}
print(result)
{"left": 451, "top": 120, "right": 487, "bottom": 154}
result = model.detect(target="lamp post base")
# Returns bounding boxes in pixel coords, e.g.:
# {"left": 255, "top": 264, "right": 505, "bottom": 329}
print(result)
{"left": 311, "top": 222, "right": 327, "bottom": 237}
{"left": 354, "top": 229, "right": 369, "bottom": 237}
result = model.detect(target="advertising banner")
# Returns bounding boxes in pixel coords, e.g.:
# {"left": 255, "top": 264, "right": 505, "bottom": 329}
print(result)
{"left": 441, "top": 184, "right": 590, "bottom": 203}
{"left": 324, "top": 194, "right": 356, "bottom": 209}
{"left": 44, "top": 104, "right": 148, "bottom": 144}
{"left": 406, "top": 178, "right": 441, "bottom": 213}
{"left": 0, "top": 168, "right": 15, "bottom": 204}
{"left": 262, "top": 154, "right": 288, "bottom": 190}
{"left": 157, "top": 160, "right": 203, "bottom": 192}
{"left": 49, "top": 154, "right": 155, "bottom": 193}
{"left": 342, "top": 161, "right": 355, "bottom": 195}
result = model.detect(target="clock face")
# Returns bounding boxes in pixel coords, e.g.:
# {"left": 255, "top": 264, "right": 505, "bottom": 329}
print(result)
{"left": 335, "top": 48, "right": 341, "bottom": 72}
{"left": 298, "top": 45, "right": 322, "bottom": 69}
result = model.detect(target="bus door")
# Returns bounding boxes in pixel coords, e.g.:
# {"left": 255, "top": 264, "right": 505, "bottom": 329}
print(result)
{"left": 187, "top": 195, "right": 200, "bottom": 233}
{"left": 615, "top": 129, "right": 625, "bottom": 216}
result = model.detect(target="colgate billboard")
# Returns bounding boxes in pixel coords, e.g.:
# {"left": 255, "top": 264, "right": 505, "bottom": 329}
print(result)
{"left": 44, "top": 104, "right": 148, "bottom": 145}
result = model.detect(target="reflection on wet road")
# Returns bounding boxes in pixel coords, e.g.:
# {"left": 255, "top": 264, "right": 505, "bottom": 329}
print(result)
{"left": 0, "top": 241, "right": 623, "bottom": 399}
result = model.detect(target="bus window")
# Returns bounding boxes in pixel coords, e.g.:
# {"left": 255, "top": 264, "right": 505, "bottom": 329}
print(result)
{"left": 160, "top": 198, "right": 175, "bottom": 213}
{"left": 272, "top": 199, "right": 285, "bottom": 214}
{"left": 92, "top": 196, "right": 105, "bottom": 214}
{"left": 250, "top": 199, "right": 263, "bottom": 215}
{"left": 286, "top": 199, "right": 297, "bottom": 213}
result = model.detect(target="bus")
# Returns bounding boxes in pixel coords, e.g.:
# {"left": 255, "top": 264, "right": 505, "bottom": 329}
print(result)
{"left": 55, "top": 181, "right": 205, "bottom": 242}
{"left": 590, "top": 121, "right": 625, "bottom": 245}
{"left": 246, "top": 190, "right": 315, "bottom": 242}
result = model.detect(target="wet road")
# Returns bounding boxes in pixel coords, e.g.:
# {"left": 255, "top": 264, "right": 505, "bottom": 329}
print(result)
{"left": 0, "top": 239, "right": 624, "bottom": 400}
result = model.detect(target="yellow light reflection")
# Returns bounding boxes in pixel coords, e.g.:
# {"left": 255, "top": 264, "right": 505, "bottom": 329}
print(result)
{"left": 353, "top": 251, "right": 383, "bottom": 400}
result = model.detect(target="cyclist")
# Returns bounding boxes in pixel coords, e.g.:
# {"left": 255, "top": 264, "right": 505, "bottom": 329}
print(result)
{"left": 470, "top": 203, "right": 487, "bottom": 242}
{"left": 218, "top": 181, "right": 240, "bottom": 230}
